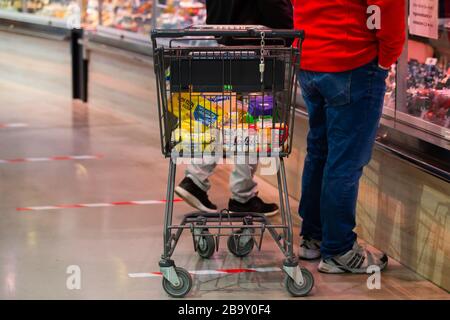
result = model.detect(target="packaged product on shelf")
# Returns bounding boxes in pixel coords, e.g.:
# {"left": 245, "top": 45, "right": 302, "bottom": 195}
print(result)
{"left": 248, "top": 125, "right": 258, "bottom": 153}
{"left": 244, "top": 114, "right": 272, "bottom": 125}
{"left": 223, "top": 125, "right": 237, "bottom": 152}
{"left": 222, "top": 124, "right": 259, "bottom": 152}
{"left": 172, "top": 127, "right": 217, "bottom": 153}
{"left": 228, "top": 111, "right": 247, "bottom": 125}
{"left": 271, "top": 124, "right": 289, "bottom": 152}
{"left": 237, "top": 126, "right": 257, "bottom": 153}
{"left": 201, "top": 92, "right": 237, "bottom": 111}
{"left": 223, "top": 124, "right": 243, "bottom": 152}
{"left": 256, "top": 116, "right": 274, "bottom": 129}
{"left": 180, "top": 119, "right": 207, "bottom": 133}
{"left": 273, "top": 123, "right": 289, "bottom": 144}
{"left": 248, "top": 94, "right": 274, "bottom": 117}
{"left": 168, "top": 92, "right": 228, "bottom": 127}
{"left": 258, "top": 127, "right": 272, "bottom": 147}
{"left": 236, "top": 128, "right": 248, "bottom": 153}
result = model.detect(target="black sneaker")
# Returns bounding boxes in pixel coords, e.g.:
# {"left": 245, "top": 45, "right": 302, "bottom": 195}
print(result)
{"left": 228, "top": 196, "right": 279, "bottom": 217}
{"left": 175, "top": 177, "right": 217, "bottom": 213}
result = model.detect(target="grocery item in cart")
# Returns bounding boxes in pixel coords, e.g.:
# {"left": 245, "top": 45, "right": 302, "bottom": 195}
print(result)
{"left": 180, "top": 119, "right": 207, "bottom": 133}
{"left": 248, "top": 94, "right": 274, "bottom": 117}
{"left": 223, "top": 124, "right": 258, "bottom": 152}
{"left": 202, "top": 92, "right": 238, "bottom": 111}
{"left": 244, "top": 114, "right": 272, "bottom": 124}
{"left": 172, "top": 127, "right": 217, "bottom": 153}
{"left": 168, "top": 92, "right": 228, "bottom": 127}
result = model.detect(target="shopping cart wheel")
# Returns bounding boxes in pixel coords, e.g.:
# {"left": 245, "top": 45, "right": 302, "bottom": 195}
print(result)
{"left": 227, "top": 229, "right": 254, "bottom": 257}
{"left": 285, "top": 268, "right": 314, "bottom": 297}
{"left": 197, "top": 231, "right": 215, "bottom": 259}
{"left": 162, "top": 267, "right": 192, "bottom": 298}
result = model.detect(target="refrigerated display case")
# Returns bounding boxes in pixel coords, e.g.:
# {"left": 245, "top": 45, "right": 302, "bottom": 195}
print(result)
{"left": 0, "top": 0, "right": 205, "bottom": 41}
{"left": 380, "top": 0, "right": 450, "bottom": 148}
{"left": 0, "top": 0, "right": 80, "bottom": 21}
{"left": 0, "top": 0, "right": 80, "bottom": 35}
{"left": 155, "top": 0, "right": 206, "bottom": 29}
{"left": 80, "top": 0, "right": 205, "bottom": 42}
{"left": 74, "top": 0, "right": 207, "bottom": 57}
{"left": 0, "top": 0, "right": 22, "bottom": 12}
{"left": 376, "top": 0, "right": 450, "bottom": 179}
{"left": 399, "top": 30, "right": 450, "bottom": 137}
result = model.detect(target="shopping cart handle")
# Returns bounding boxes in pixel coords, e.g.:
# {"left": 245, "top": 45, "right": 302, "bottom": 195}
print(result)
{"left": 151, "top": 27, "right": 304, "bottom": 41}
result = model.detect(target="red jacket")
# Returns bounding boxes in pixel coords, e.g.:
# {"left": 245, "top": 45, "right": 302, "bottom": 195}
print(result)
{"left": 293, "top": 0, "right": 406, "bottom": 72}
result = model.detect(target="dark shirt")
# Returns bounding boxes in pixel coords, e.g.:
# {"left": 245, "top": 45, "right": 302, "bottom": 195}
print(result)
{"left": 206, "top": 0, "right": 293, "bottom": 28}
{"left": 205, "top": 0, "right": 293, "bottom": 45}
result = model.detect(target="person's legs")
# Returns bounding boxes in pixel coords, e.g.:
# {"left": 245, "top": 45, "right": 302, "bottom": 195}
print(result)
{"left": 316, "top": 60, "right": 388, "bottom": 260}
{"left": 175, "top": 158, "right": 218, "bottom": 212}
{"left": 228, "top": 163, "right": 279, "bottom": 216}
{"left": 185, "top": 158, "right": 217, "bottom": 192}
{"left": 297, "top": 71, "right": 328, "bottom": 242}
{"left": 229, "top": 164, "right": 258, "bottom": 203}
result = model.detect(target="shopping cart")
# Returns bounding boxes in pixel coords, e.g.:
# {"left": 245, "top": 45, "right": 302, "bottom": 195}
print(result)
{"left": 151, "top": 25, "right": 313, "bottom": 298}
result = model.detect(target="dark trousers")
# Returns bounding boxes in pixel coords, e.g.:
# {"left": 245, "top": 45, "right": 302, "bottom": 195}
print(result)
{"left": 298, "top": 60, "right": 388, "bottom": 259}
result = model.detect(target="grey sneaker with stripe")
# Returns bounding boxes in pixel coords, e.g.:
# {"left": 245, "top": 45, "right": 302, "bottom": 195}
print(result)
{"left": 318, "top": 242, "right": 388, "bottom": 274}
{"left": 299, "top": 237, "right": 322, "bottom": 260}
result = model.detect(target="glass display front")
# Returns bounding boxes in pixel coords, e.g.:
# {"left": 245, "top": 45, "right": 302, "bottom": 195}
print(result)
{"left": 0, "top": 0, "right": 80, "bottom": 25}
{"left": 0, "top": 0, "right": 22, "bottom": 12}
{"left": 155, "top": 0, "right": 206, "bottom": 29}
{"left": 99, "top": 0, "right": 154, "bottom": 34}
{"left": 84, "top": 0, "right": 99, "bottom": 28}
{"left": 81, "top": 0, "right": 206, "bottom": 36}
{"left": 400, "top": 0, "right": 450, "bottom": 133}
{"left": 0, "top": 0, "right": 206, "bottom": 34}
{"left": 383, "top": 64, "right": 397, "bottom": 115}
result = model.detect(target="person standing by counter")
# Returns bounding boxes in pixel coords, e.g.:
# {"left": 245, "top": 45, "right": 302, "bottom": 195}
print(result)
{"left": 294, "top": 0, "right": 406, "bottom": 273}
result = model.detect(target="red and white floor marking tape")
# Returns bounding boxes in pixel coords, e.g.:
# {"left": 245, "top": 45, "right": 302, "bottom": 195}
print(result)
{"left": 17, "top": 199, "right": 183, "bottom": 211}
{"left": 129, "top": 267, "right": 281, "bottom": 278}
{"left": 0, "top": 155, "right": 102, "bottom": 164}
{"left": 0, "top": 123, "right": 28, "bottom": 128}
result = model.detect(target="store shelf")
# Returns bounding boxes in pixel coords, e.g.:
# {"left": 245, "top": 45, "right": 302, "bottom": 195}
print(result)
{"left": 376, "top": 125, "right": 450, "bottom": 183}
{"left": 0, "top": 9, "right": 70, "bottom": 38}
{"left": 0, "top": 10, "right": 67, "bottom": 27}
{"left": 82, "top": 34, "right": 153, "bottom": 65}
{"left": 83, "top": 25, "right": 152, "bottom": 57}
{"left": 396, "top": 111, "right": 450, "bottom": 142}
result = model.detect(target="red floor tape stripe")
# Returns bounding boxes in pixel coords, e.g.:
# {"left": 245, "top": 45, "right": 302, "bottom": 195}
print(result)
{"left": 128, "top": 267, "right": 281, "bottom": 278}
{"left": 0, "top": 155, "right": 103, "bottom": 164}
{"left": 17, "top": 199, "right": 183, "bottom": 211}
{"left": 0, "top": 123, "right": 28, "bottom": 129}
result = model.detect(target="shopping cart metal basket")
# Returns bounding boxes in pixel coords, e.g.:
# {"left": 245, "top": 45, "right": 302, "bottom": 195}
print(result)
{"left": 151, "top": 25, "right": 313, "bottom": 298}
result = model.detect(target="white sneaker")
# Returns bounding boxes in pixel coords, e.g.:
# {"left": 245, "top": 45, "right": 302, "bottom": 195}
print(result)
{"left": 299, "top": 237, "right": 322, "bottom": 260}
{"left": 318, "top": 242, "right": 388, "bottom": 274}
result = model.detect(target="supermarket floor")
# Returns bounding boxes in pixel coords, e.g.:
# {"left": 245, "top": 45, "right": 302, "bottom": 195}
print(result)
{"left": 0, "top": 31, "right": 448, "bottom": 299}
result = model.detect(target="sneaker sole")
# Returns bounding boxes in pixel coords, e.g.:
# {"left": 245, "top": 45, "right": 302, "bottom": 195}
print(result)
{"left": 174, "top": 187, "right": 217, "bottom": 213}
{"left": 318, "top": 257, "right": 388, "bottom": 274}
{"left": 228, "top": 209, "right": 279, "bottom": 217}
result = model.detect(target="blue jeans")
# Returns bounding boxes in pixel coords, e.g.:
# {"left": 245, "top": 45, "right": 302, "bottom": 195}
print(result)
{"left": 298, "top": 59, "right": 388, "bottom": 259}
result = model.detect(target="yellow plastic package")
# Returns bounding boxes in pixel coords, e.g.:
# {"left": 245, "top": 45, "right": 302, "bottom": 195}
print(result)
{"left": 168, "top": 92, "right": 228, "bottom": 127}
{"left": 180, "top": 120, "right": 207, "bottom": 133}
{"left": 172, "top": 127, "right": 217, "bottom": 153}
